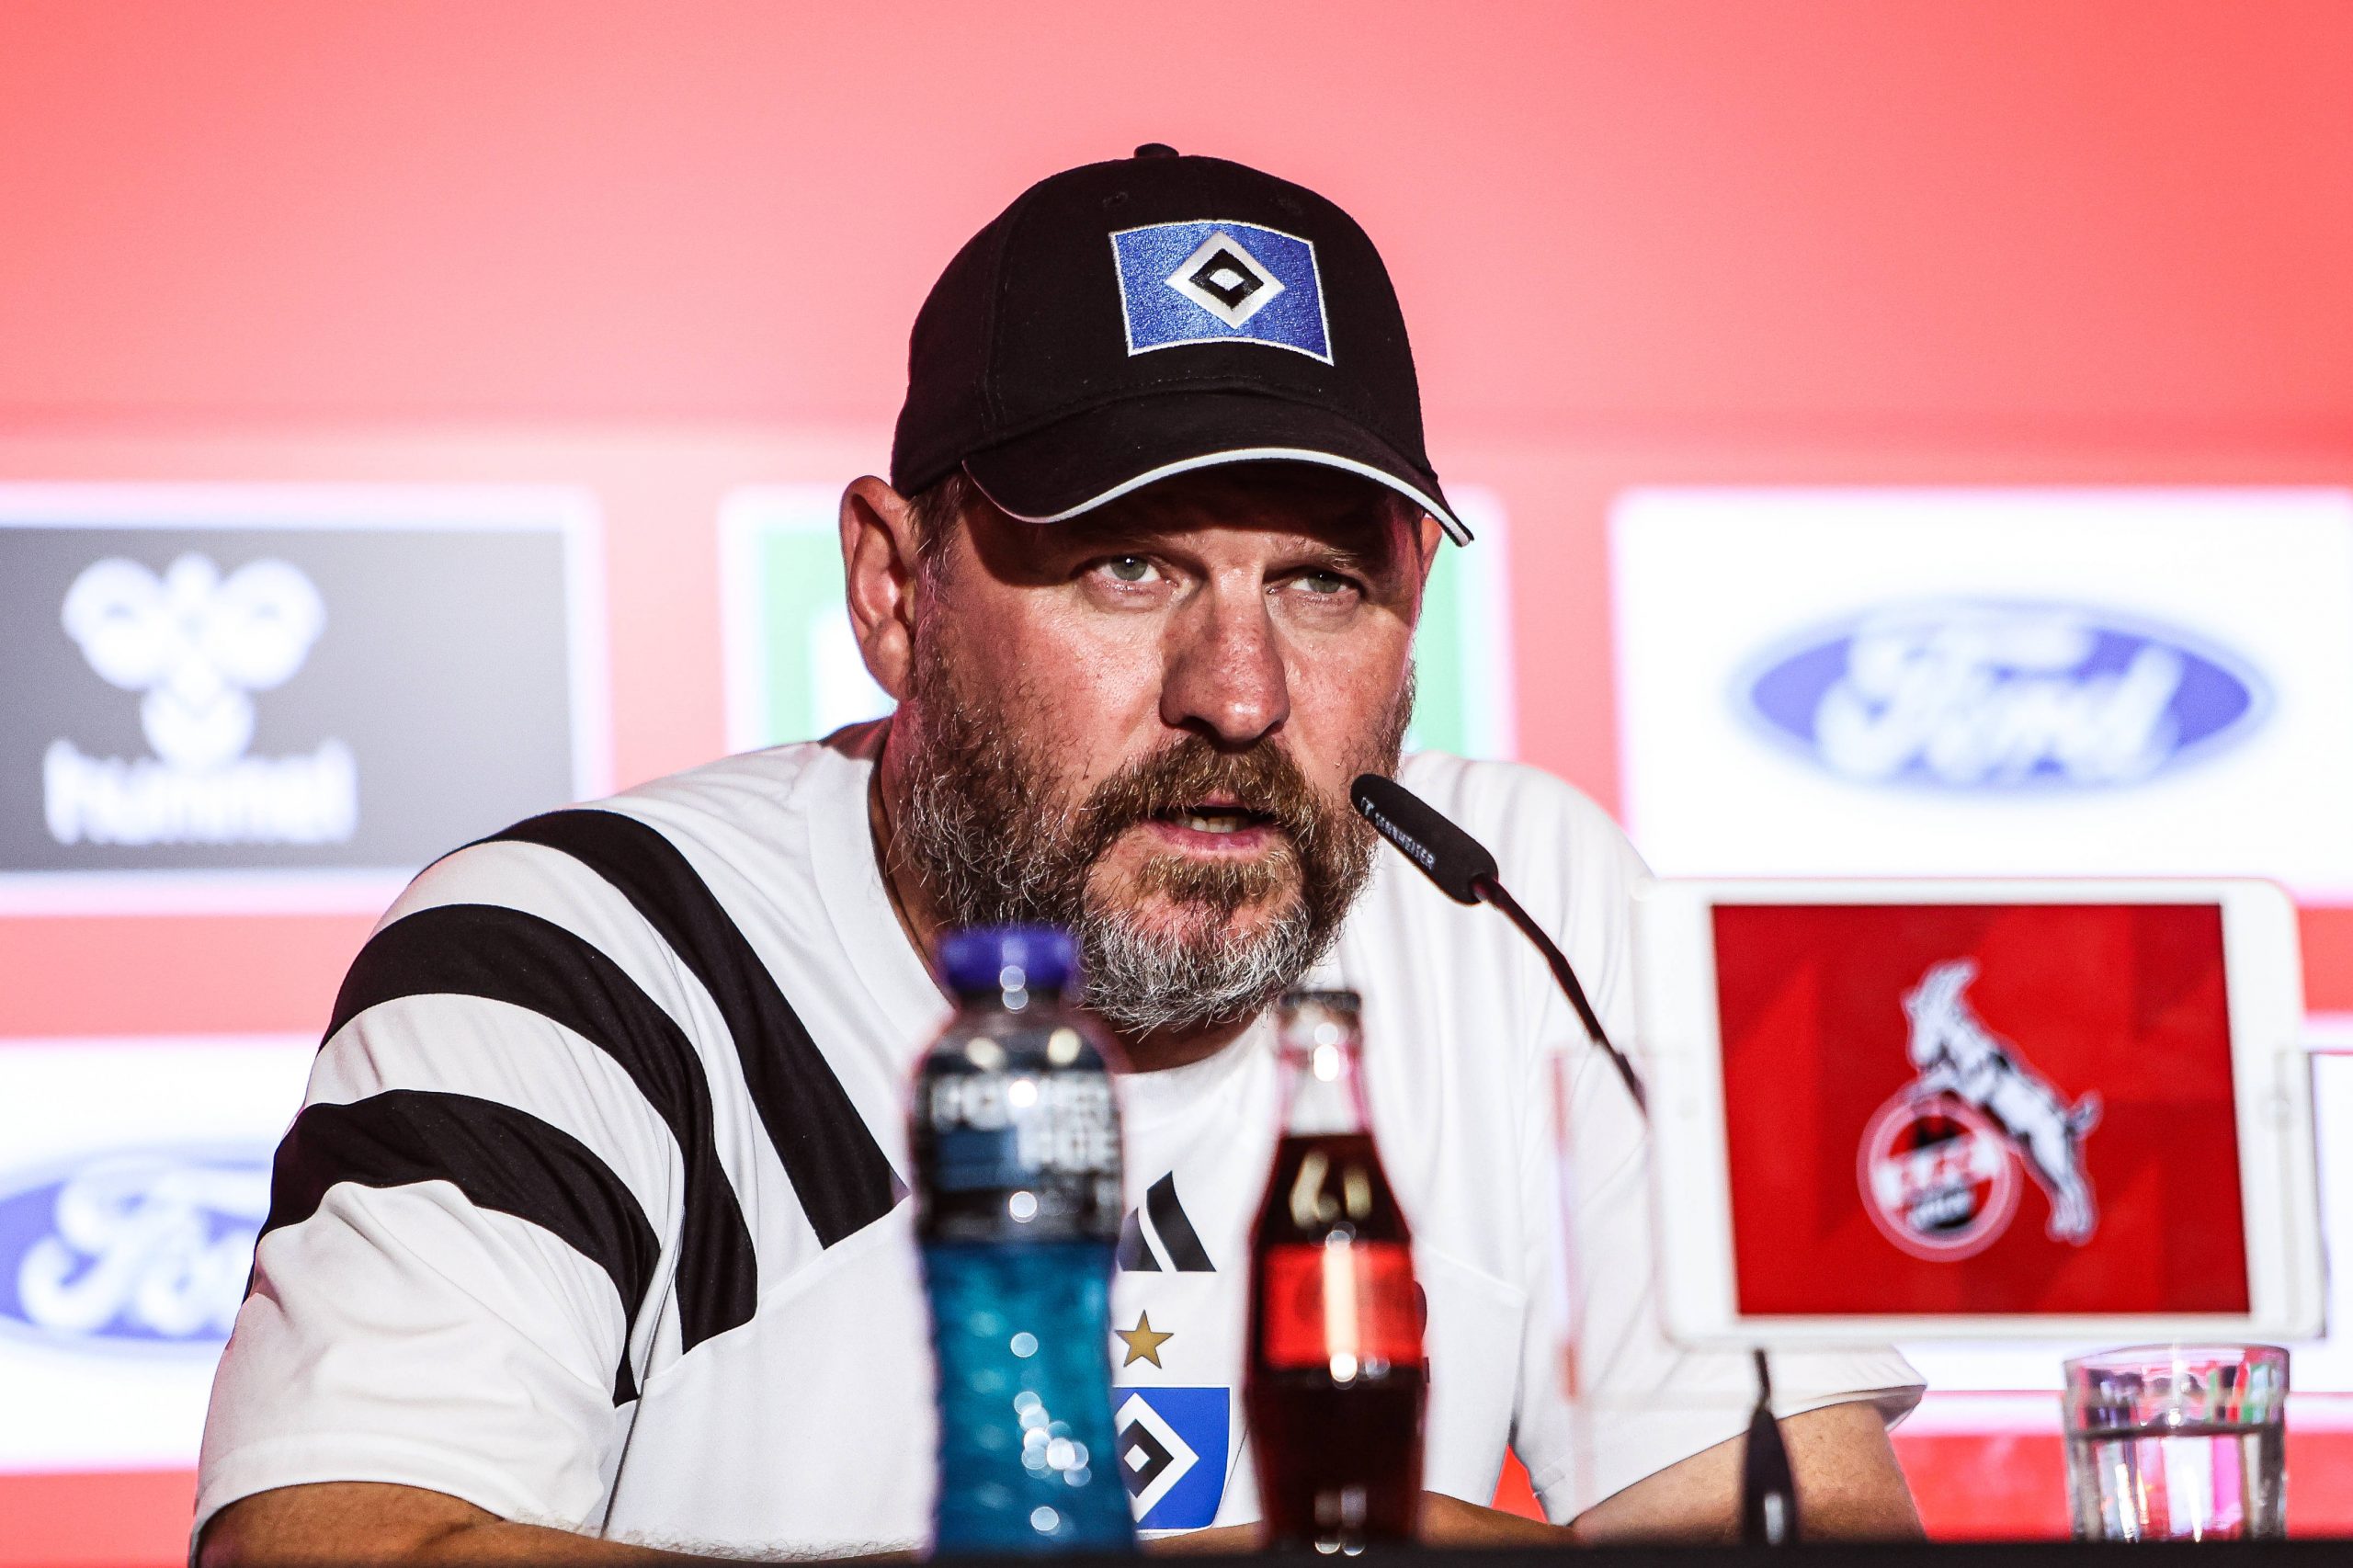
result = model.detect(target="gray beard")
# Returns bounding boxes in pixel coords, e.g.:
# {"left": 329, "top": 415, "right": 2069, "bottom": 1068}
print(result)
{"left": 889, "top": 663, "right": 1408, "bottom": 1041}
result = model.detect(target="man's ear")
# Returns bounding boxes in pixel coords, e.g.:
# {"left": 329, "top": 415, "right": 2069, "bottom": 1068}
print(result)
{"left": 840, "top": 475, "right": 927, "bottom": 702}
{"left": 1400, "top": 510, "right": 1446, "bottom": 627}
{"left": 1414, "top": 512, "right": 1445, "bottom": 585}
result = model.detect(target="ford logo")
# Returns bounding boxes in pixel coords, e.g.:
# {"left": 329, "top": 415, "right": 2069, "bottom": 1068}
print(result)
{"left": 1740, "top": 601, "right": 2268, "bottom": 789}
{"left": 0, "top": 1147, "right": 272, "bottom": 1350}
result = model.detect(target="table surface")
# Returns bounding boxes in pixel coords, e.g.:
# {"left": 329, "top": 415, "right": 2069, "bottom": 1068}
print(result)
{"left": 921, "top": 1544, "right": 2349, "bottom": 1566}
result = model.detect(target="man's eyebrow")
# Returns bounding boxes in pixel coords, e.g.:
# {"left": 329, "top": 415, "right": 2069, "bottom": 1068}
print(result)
{"left": 1290, "top": 543, "right": 1377, "bottom": 574}
{"left": 1043, "top": 510, "right": 1406, "bottom": 573}
{"left": 1296, "top": 527, "right": 1417, "bottom": 578}
{"left": 1049, "top": 513, "right": 1165, "bottom": 552}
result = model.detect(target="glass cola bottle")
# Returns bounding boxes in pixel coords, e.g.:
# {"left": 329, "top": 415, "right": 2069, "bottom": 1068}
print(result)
{"left": 1244, "top": 989, "right": 1426, "bottom": 1551}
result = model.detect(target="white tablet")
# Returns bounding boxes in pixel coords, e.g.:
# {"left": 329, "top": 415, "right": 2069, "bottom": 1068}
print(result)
{"left": 1630, "top": 878, "right": 2323, "bottom": 1345}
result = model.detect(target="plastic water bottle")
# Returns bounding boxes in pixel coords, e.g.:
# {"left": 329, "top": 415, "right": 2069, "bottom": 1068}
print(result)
{"left": 913, "top": 926, "right": 1135, "bottom": 1554}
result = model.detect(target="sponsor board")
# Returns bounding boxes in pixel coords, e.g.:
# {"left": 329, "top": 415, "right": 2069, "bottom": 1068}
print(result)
{"left": 719, "top": 484, "right": 1514, "bottom": 759}
{"left": 0, "top": 483, "right": 608, "bottom": 912}
{"left": 719, "top": 486, "right": 891, "bottom": 753}
{"left": 0, "top": 1037, "right": 314, "bottom": 1471}
{"left": 1406, "top": 488, "right": 1516, "bottom": 760}
{"left": 1611, "top": 487, "right": 2353, "bottom": 891}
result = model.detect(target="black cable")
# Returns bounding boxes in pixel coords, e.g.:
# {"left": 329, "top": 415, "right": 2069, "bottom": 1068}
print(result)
{"left": 1470, "top": 873, "right": 1647, "bottom": 1116}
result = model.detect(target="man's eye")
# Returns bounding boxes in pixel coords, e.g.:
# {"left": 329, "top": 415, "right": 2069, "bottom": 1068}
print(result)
{"left": 1098, "top": 556, "right": 1159, "bottom": 585}
{"left": 1293, "top": 570, "right": 1357, "bottom": 597}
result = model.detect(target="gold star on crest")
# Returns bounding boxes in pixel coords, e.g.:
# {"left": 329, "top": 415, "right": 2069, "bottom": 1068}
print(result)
{"left": 1114, "top": 1310, "right": 1175, "bottom": 1369}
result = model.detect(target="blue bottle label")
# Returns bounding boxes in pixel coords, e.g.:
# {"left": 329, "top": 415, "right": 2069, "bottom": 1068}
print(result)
{"left": 915, "top": 1063, "right": 1121, "bottom": 1244}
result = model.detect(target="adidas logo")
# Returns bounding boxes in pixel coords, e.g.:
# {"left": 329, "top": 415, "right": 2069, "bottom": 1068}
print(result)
{"left": 1116, "top": 1173, "right": 1213, "bottom": 1273}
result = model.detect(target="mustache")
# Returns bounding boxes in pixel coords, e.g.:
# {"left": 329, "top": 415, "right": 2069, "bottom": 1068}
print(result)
{"left": 1069, "top": 735, "right": 1335, "bottom": 860}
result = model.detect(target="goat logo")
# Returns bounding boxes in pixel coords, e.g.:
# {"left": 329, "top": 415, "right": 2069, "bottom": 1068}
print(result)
{"left": 1859, "top": 959, "right": 2101, "bottom": 1258}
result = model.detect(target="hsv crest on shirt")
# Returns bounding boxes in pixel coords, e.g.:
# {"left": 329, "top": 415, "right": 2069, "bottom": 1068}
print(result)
{"left": 1113, "top": 1386, "right": 1231, "bottom": 1530}
{"left": 1109, "top": 222, "right": 1333, "bottom": 362}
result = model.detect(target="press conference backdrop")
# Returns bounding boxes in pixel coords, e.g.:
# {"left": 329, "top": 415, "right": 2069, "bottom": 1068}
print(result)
{"left": 6, "top": 4, "right": 2353, "bottom": 1562}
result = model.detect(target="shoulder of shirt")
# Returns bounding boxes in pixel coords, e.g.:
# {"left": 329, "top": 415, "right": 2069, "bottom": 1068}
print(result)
{"left": 605, "top": 722, "right": 880, "bottom": 829}
{"left": 1394, "top": 752, "right": 1648, "bottom": 870}
{"left": 379, "top": 722, "right": 882, "bottom": 928}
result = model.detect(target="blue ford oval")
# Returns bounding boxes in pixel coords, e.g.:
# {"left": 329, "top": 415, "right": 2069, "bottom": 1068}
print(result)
{"left": 1738, "top": 601, "right": 2268, "bottom": 790}
{"left": 0, "top": 1147, "right": 272, "bottom": 1350}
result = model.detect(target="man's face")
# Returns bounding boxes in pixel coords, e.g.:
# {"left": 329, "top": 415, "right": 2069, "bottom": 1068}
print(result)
{"left": 891, "top": 467, "right": 1438, "bottom": 1040}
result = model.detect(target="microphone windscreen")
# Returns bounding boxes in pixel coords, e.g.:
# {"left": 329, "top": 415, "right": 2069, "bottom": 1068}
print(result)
{"left": 1349, "top": 774, "right": 1499, "bottom": 905}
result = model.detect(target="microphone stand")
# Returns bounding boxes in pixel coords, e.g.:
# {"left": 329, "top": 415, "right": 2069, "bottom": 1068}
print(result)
{"left": 1473, "top": 873, "right": 1790, "bottom": 1544}
{"left": 1741, "top": 1349, "right": 1797, "bottom": 1546}
{"left": 1351, "top": 774, "right": 1795, "bottom": 1543}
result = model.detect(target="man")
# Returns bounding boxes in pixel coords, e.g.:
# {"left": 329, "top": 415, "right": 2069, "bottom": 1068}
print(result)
{"left": 197, "top": 147, "right": 1923, "bottom": 1563}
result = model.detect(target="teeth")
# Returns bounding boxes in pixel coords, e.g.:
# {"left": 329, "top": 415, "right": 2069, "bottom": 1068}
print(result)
{"left": 1181, "top": 812, "right": 1244, "bottom": 834}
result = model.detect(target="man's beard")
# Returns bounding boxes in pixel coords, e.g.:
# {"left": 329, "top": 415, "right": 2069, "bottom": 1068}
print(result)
{"left": 890, "top": 658, "right": 1411, "bottom": 1040}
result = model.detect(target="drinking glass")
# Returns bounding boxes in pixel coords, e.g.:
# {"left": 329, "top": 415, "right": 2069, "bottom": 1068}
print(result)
{"left": 2062, "top": 1344, "right": 2287, "bottom": 1540}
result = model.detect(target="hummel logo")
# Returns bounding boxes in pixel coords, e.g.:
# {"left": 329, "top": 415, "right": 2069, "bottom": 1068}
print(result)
{"left": 1115, "top": 1172, "right": 1213, "bottom": 1273}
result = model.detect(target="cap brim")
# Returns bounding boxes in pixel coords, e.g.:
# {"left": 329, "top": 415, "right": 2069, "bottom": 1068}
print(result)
{"left": 959, "top": 392, "right": 1472, "bottom": 545}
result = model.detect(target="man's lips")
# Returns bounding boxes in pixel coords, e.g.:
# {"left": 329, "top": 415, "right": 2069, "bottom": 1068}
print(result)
{"left": 1135, "top": 801, "right": 1284, "bottom": 854}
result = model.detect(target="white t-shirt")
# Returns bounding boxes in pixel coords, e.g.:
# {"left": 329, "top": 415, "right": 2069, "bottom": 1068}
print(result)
{"left": 196, "top": 726, "right": 1920, "bottom": 1556}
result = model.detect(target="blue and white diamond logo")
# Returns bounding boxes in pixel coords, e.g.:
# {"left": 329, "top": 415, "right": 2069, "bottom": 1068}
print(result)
{"left": 1110, "top": 221, "right": 1331, "bottom": 362}
{"left": 1165, "top": 231, "right": 1287, "bottom": 327}
{"left": 1114, "top": 1386, "right": 1230, "bottom": 1529}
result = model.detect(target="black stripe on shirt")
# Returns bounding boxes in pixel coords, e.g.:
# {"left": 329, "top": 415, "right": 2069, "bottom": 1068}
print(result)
{"left": 1145, "top": 1173, "right": 1215, "bottom": 1272}
{"left": 260, "top": 1089, "right": 659, "bottom": 1405}
{"left": 329, "top": 902, "right": 758, "bottom": 1352}
{"left": 490, "top": 808, "right": 904, "bottom": 1247}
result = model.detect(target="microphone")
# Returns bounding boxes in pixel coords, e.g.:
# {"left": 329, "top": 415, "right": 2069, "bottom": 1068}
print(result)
{"left": 1349, "top": 773, "right": 1645, "bottom": 1115}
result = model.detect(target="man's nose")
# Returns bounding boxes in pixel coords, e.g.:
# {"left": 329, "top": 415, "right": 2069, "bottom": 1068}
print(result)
{"left": 1160, "top": 589, "right": 1290, "bottom": 746}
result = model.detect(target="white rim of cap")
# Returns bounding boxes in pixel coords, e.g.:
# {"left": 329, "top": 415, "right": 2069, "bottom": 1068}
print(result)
{"left": 963, "top": 446, "right": 1473, "bottom": 545}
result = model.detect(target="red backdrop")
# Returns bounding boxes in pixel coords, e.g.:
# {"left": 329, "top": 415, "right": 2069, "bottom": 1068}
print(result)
{"left": 5, "top": 3, "right": 2352, "bottom": 1558}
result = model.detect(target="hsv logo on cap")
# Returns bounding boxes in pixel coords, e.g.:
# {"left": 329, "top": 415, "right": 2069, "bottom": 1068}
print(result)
{"left": 1110, "top": 222, "right": 1332, "bottom": 362}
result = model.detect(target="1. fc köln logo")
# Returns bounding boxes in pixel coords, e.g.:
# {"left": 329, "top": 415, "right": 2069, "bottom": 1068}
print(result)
{"left": 1859, "top": 1092, "right": 2020, "bottom": 1257}
{"left": 1858, "top": 959, "right": 2102, "bottom": 1260}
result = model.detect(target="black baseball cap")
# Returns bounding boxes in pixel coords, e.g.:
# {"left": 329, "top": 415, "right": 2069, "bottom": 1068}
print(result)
{"left": 890, "top": 145, "right": 1470, "bottom": 544}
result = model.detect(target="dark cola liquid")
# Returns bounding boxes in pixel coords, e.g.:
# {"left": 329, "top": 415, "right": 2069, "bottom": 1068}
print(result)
{"left": 1245, "top": 1131, "right": 1427, "bottom": 1551}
